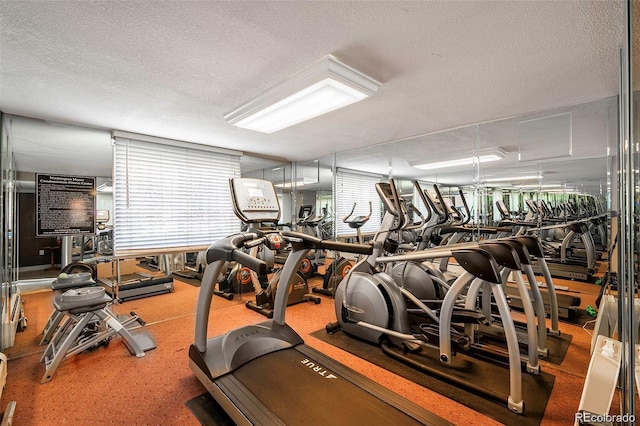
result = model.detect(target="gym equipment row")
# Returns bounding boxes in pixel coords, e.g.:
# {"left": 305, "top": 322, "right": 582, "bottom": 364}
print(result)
{"left": 325, "top": 179, "right": 564, "bottom": 414}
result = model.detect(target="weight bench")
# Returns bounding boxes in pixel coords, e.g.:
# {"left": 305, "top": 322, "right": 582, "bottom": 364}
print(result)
{"left": 40, "top": 286, "right": 156, "bottom": 383}
{"left": 40, "top": 272, "right": 97, "bottom": 345}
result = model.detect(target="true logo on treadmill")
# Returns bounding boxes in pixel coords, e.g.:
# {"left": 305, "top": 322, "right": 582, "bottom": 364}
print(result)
{"left": 300, "top": 358, "right": 337, "bottom": 379}
{"left": 234, "top": 329, "right": 260, "bottom": 342}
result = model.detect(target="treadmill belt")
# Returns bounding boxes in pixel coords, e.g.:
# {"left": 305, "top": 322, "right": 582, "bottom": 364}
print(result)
{"left": 117, "top": 273, "right": 173, "bottom": 291}
{"left": 172, "top": 270, "right": 202, "bottom": 287}
{"left": 231, "top": 348, "right": 430, "bottom": 425}
{"left": 311, "top": 329, "right": 554, "bottom": 426}
{"left": 186, "top": 392, "right": 234, "bottom": 426}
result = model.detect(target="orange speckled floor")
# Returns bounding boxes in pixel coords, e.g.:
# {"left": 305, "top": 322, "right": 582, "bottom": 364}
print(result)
{"left": 0, "top": 268, "right": 607, "bottom": 425}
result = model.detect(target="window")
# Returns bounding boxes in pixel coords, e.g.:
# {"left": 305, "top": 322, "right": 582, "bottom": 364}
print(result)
{"left": 113, "top": 134, "right": 241, "bottom": 256}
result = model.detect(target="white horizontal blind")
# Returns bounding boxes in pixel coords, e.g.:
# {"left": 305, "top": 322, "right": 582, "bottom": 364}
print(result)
{"left": 113, "top": 137, "right": 241, "bottom": 256}
{"left": 334, "top": 169, "right": 382, "bottom": 236}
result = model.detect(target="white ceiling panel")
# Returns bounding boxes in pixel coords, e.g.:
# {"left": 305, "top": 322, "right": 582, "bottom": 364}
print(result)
{"left": 0, "top": 0, "right": 624, "bottom": 178}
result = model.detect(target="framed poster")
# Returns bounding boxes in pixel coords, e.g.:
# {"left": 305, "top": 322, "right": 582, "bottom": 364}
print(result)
{"left": 36, "top": 174, "right": 96, "bottom": 236}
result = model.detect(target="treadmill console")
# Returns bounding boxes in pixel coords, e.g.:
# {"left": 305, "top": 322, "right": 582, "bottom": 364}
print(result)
{"left": 229, "top": 178, "right": 281, "bottom": 224}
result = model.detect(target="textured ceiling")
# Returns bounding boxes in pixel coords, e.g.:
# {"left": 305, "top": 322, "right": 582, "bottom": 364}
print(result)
{"left": 0, "top": 1, "right": 626, "bottom": 187}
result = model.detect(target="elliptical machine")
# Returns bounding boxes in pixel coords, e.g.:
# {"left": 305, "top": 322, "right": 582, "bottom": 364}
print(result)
{"left": 327, "top": 179, "right": 526, "bottom": 414}
{"left": 312, "top": 202, "right": 371, "bottom": 296}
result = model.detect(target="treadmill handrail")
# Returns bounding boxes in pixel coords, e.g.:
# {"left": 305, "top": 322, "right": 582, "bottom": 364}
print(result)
{"left": 205, "top": 233, "right": 268, "bottom": 276}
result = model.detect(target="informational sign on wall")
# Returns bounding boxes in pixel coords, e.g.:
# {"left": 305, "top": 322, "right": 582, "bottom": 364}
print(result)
{"left": 36, "top": 174, "right": 96, "bottom": 236}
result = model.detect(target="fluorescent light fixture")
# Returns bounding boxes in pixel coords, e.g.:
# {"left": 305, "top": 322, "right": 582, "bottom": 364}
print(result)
{"left": 97, "top": 182, "right": 113, "bottom": 193}
{"left": 224, "top": 55, "right": 381, "bottom": 133}
{"left": 514, "top": 183, "right": 564, "bottom": 189}
{"left": 274, "top": 178, "right": 318, "bottom": 188}
{"left": 546, "top": 188, "right": 578, "bottom": 193}
{"left": 411, "top": 148, "right": 507, "bottom": 171}
{"left": 484, "top": 174, "right": 541, "bottom": 183}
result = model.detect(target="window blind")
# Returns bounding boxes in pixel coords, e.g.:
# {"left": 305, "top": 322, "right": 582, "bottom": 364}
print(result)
{"left": 334, "top": 169, "right": 382, "bottom": 236}
{"left": 113, "top": 137, "right": 241, "bottom": 256}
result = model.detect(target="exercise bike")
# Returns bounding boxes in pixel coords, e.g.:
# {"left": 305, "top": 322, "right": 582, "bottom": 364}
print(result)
{"left": 213, "top": 244, "right": 275, "bottom": 301}
{"left": 312, "top": 202, "right": 371, "bottom": 296}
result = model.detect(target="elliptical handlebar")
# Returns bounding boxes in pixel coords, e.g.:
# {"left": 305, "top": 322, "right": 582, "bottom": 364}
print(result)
{"left": 388, "top": 179, "right": 405, "bottom": 232}
{"left": 404, "top": 202, "right": 426, "bottom": 230}
{"left": 412, "top": 181, "right": 433, "bottom": 224}
{"left": 458, "top": 188, "right": 471, "bottom": 225}
{"left": 432, "top": 184, "right": 449, "bottom": 224}
{"left": 374, "top": 179, "right": 405, "bottom": 232}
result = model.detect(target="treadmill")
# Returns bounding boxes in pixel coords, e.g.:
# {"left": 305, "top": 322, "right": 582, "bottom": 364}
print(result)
{"left": 99, "top": 255, "right": 174, "bottom": 302}
{"left": 189, "top": 178, "right": 450, "bottom": 425}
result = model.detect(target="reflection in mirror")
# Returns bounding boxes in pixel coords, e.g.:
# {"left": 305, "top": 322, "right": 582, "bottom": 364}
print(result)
{"left": 477, "top": 96, "right": 613, "bottom": 226}
{"left": 475, "top": 97, "right": 611, "bottom": 287}
{"left": 241, "top": 155, "right": 291, "bottom": 225}
{"left": 625, "top": 1, "right": 639, "bottom": 414}
{"left": 330, "top": 95, "right": 612, "bottom": 291}
{"left": 5, "top": 116, "right": 112, "bottom": 284}
{"left": 234, "top": 155, "right": 292, "bottom": 302}
{"left": 292, "top": 156, "right": 335, "bottom": 238}
{"left": 288, "top": 158, "right": 335, "bottom": 288}
{"left": 1, "top": 113, "right": 21, "bottom": 348}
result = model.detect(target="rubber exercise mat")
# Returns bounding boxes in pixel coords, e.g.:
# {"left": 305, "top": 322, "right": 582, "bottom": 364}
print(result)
{"left": 572, "top": 308, "right": 600, "bottom": 327}
{"left": 186, "top": 392, "right": 234, "bottom": 426}
{"left": 310, "top": 329, "right": 555, "bottom": 426}
{"left": 136, "top": 260, "right": 159, "bottom": 272}
{"left": 172, "top": 272, "right": 202, "bottom": 288}
{"left": 476, "top": 324, "right": 573, "bottom": 365}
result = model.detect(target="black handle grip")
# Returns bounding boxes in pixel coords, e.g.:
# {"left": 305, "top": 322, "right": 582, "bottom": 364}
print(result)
{"left": 458, "top": 188, "right": 471, "bottom": 225}
{"left": 207, "top": 232, "right": 265, "bottom": 267}
{"left": 233, "top": 249, "right": 268, "bottom": 275}
{"left": 433, "top": 184, "right": 449, "bottom": 223}
{"left": 412, "top": 181, "right": 432, "bottom": 223}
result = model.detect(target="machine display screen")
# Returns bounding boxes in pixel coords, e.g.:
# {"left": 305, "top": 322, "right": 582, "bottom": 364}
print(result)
{"left": 230, "top": 178, "right": 280, "bottom": 224}
{"left": 248, "top": 188, "right": 264, "bottom": 198}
